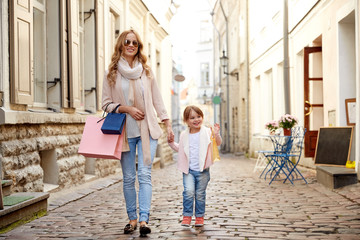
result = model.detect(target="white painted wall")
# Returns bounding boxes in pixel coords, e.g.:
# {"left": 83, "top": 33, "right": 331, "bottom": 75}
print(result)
{"left": 249, "top": 0, "right": 360, "bottom": 171}
{"left": 338, "top": 14, "right": 356, "bottom": 126}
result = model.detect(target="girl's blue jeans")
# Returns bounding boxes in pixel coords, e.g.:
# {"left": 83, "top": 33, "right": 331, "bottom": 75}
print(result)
{"left": 120, "top": 136, "right": 157, "bottom": 223}
{"left": 182, "top": 168, "right": 210, "bottom": 217}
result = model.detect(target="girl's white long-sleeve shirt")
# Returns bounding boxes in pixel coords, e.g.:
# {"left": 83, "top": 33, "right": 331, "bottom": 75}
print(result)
{"left": 168, "top": 126, "right": 222, "bottom": 174}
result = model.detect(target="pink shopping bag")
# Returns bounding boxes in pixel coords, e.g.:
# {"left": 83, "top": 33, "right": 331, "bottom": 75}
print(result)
{"left": 78, "top": 116, "right": 124, "bottom": 160}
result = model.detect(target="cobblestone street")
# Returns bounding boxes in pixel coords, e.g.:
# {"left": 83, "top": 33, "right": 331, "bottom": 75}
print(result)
{"left": 1, "top": 154, "right": 360, "bottom": 240}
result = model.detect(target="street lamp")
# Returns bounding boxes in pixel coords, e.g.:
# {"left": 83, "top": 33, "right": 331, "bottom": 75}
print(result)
{"left": 219, "top": 50, "right": 232, "bottom": 153}
{"left": 202, "top": 90, "right": 207, "bottom": 104}
{"left": 220, "top": 50, "right": 239, "bottom": 80}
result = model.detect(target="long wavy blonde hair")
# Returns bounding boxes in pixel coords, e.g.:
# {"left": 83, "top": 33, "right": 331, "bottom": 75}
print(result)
{"left": 107, "top": 29, "right": 151, "bottom": 86}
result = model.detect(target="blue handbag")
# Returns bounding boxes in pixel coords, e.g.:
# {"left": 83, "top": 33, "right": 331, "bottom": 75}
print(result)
{"left": 100, "top": 104, "right": 126, "bottom": 134}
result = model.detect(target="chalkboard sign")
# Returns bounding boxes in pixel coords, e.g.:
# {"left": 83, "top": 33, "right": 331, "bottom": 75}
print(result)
{"left": 314, "top": 127, "right": 353, "bottom": 165}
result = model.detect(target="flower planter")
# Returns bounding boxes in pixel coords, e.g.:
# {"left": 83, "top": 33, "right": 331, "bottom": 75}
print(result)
{"left": 283, "top": 128, "right": 291, "bottom": 136}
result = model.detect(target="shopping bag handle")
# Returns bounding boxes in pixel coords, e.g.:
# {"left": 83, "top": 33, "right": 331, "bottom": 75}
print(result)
{"left": 97, "top": 103, "right": 121, "bottom": 123}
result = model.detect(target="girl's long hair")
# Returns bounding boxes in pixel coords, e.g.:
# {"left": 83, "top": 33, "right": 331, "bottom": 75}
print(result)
{"left": 107, "top": 29, "right": 151, "bottom": 85}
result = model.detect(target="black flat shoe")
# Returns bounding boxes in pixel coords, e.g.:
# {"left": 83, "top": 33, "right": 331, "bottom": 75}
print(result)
{"left": 139, "top": 224, "right": 151, "bottom": 237}
{"left": 124, "top": 223, "right": 137, "bottom": 234}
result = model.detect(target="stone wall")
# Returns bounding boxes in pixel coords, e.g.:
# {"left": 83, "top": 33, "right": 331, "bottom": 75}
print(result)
{"left": 0, "top": 123, "right": 117, "bottom": 193}
{"left": 0, "top": 121, "right": 172, "bottom": 194}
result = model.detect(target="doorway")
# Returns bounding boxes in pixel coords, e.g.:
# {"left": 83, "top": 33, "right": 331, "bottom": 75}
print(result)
{"left": 304, "top": 46, "right": 324, "bottom": 157}
{"left": 338, "top": 10, "right": 356, "bottom": 162}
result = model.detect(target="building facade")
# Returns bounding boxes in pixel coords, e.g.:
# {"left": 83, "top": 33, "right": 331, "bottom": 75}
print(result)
{"left": 210, "top": 0, "right": 359, "bottom": 175}
{"left": 211, "top": 0, "right": 249, "bottom": 154}
{"left": 248, "top": 0, "right": 360, "bottom": 174}
{"left": 170, "top": 0, "right": 215, "bottom": 140}
{"left": 0, "top": 0, "right": 174, "bottom": 193}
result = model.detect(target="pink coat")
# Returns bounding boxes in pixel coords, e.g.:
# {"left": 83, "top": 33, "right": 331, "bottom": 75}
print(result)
{"left": 168, "top": 126, "right": 222, "bottom": 174}
{"left": 102, "top": 70, "right": 169, "bottom": 151}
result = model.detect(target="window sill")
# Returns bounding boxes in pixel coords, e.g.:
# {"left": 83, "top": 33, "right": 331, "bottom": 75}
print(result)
{"left": 0, "top": 107, "right": 90, "bottom": 125}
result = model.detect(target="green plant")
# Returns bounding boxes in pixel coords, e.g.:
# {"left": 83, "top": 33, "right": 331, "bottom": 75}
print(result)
{"left": 265, "top": 120, "right": 279, "bottom": 133}
{"left": 279, "top": 114, "right": 298, "bottom": 129}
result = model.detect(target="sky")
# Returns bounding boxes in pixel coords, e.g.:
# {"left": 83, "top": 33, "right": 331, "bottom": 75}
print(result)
{"left": 170, "top": 0, "right": 213, "bottom": 81}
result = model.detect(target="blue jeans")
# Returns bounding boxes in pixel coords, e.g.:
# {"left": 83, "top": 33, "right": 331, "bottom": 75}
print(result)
{"left": 182, "top": 168, "right": 210, "bottom": 217}
{"left": 120, "top": 136, "right": 158, "bottom": 223}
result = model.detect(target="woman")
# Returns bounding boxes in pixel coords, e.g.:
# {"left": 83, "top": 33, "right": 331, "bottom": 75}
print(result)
{"left": 102, "top": 29, "right": 174, "bottom": 236}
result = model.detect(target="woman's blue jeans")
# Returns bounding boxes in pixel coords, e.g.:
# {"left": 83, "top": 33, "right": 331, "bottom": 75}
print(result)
{"left": 182, "top": 168, "right": 210, "bottom": 217}
{"left": 120, "top": 136, "right": 157, "bottom": 223}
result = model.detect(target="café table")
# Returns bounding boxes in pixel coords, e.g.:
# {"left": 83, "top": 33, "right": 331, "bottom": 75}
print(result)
{"left": 259, "top": 127, "right": 307, "bottom": 185}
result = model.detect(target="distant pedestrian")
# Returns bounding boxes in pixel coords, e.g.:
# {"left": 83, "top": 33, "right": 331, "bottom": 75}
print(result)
{"left": 168, "top": 105, "right": 221, "bottom": 227}
{"left": 102, "top": 29, "right": 174, "bottom": 236}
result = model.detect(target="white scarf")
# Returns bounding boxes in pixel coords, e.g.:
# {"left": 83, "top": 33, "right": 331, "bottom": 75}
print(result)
{"left": 117, "top": 57, "right": 143, "bottom": 80}
{"left": 117, "top": 57, "right": 152, "bottom": 165}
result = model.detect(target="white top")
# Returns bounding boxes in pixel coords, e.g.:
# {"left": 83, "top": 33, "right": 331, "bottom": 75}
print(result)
{"left": 121, "top": 76, "right": 140, "bottom": 138}
{"left": 188, "top": 131, "right": 200, "bottom": 171}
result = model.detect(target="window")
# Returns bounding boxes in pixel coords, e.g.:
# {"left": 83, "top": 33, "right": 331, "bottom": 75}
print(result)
{"left": 82, "top": 0, "right": 97, "bottom": 113}
{"left": 33, "top": 1, "right": 46, "bottom": 106}
{"left": 78, "top": 0, "right": 85, "bottom": 108}
{"left": 10, "top": 0, "right": 101, "bottom": 111}
{"left": 200, "top": 63, "right": 209, "bottom": 86}
{"left": 109, "top": 9, "right": 120, "bottom": 58}
{"left": 264, "top": 69, "right": 274, "bottom": 120}
{"left": 199, "top": 20, "right": 211, "bottom": 43}
{"left": 0, "top": 1, "right": 3, "bottom": 94}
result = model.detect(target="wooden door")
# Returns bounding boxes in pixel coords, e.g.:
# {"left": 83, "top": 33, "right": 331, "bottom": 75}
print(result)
{"left": 10, "top": 0, "right": 34, "bottom": 104}
{"left": 304, "top": 46, "right": 323, "bottom": 157}
{"left": 96, "top": 0, "right": 105, "bottom": 111}
{"left": 67, "top": 0, "right": 81, "bottom": 108}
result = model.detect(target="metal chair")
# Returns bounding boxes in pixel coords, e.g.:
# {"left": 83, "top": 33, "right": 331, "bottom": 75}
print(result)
{"left": 267, "top": 126, "right": 307, "bottom": 185}
{"left": 259, "top": 134, "right": 294, "bottom": 181}
{"left": 282, "top": 127, "right": 307, "bottom": 183}
{"left": 254, "top": 137, "right": 273, "bottom": 173}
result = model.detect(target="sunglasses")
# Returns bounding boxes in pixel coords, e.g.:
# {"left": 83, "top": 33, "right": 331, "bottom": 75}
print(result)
{"left": 124, "top": 39, "right": 139, "bottom": 47}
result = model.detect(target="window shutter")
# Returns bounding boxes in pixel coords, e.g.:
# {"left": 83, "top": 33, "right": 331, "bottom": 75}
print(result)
{"left": 67, "top": 0, "right": 81, "bottom": 108}
{"left": 96, "top": 0, "right": 105, "bottom": 111}
{"left": 60, "top": 0, "right": 69, "bottom": 108}
{"left": 10, "top": 0, "right": 34, "bottom": 105}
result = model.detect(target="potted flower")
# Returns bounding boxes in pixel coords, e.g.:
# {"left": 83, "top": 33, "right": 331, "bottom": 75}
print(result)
{"left": 265, "top": 120, "right": 279, "bottom": 135}
{"left": 279, "top": 114, "right": 298, "bottom": 136}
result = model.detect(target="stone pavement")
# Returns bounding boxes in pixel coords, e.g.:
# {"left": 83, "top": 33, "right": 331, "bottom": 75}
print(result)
{"left": 1, "top": 154, "right": 360, "bottom": 240}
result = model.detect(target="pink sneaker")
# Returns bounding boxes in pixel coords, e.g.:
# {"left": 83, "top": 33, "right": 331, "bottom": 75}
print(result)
{"left": 181, "top": 216, "right": 192, "bottom": 227}
{"left": 195, "top": 217, "right": 204, "bottom": 227}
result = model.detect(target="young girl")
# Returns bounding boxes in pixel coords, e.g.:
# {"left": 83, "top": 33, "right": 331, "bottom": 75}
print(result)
{"left": 168, "top": 105, "right": 222, "bottom": 227}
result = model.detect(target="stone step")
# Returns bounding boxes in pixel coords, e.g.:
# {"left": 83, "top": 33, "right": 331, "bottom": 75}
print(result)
{"left": 0, "top": 192, "right": 49, "bottom": 231}
{"left": 316, "top": 166, "right": 358, "bottom": 189}
{"left": 84, "top": 174, "right": 96, "bottom": 182}
{"left": 152, "top": 157, "right": 161, "bottom": 169}
{"left": 43, "top": 183, "right": 59, "bottom": 193}
{"left": 1, "top": 180, "right": 12, "bottom": 197}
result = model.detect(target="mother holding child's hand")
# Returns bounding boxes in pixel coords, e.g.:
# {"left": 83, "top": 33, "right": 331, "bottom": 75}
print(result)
{"left": 102, "top": 29, "right": 174, "bottom": 236}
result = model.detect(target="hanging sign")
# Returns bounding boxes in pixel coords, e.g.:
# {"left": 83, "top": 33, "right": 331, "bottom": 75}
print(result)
{"left": 212, "top": 96, "right": 221, "bottom": 104}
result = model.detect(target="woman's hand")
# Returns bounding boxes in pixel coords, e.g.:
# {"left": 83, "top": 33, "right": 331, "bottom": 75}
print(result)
{"left": 163, "top": 119, "right": 174, "bottom": 143}
{"left": 128, "top": 106, "right": 145, "bottom": 120}
{"left": 213, "top": 123, "right": 220, "bottom": 135}
{"left": 167, "top": 126, "right": 174, "bottom": 143}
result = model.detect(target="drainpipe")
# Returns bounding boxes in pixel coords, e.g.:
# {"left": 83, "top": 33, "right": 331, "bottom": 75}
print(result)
{"left": 245, "top": 0, "right": 250, "bottom": 152}
{"left": 220, "top": 0, "right": 230, "bottom": 153}
{"left": 283, "top": 0, "right": 291, "bottom": 114}
{"left": 210, "top": 11, "right": 222, "bottom": 138}
{"left": 94, "top": 0, "right": 98, "bottom": 111}
{"left": 356, "top": 0, "right": 360, "bottom": 172}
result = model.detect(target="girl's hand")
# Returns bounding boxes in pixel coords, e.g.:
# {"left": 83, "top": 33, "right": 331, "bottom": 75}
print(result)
{"left": 162, "top": 119, "right": 174, "bottom": 143}
{"left": 167, "top": 126, "right": 174, "bottom": 143}
{"left": 213, "top": 123, "right": 220, "bottom": 135}
{"left": 128, "top": 107, "right": 145, "bottom": 120}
